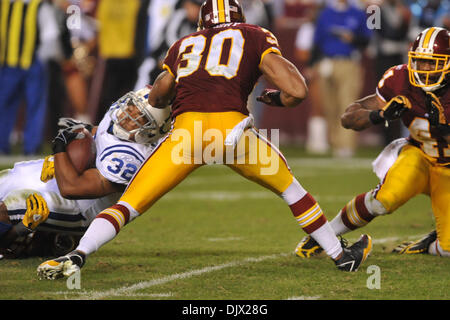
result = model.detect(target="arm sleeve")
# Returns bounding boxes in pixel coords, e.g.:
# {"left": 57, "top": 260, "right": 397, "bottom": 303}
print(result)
{"left": 255, "top": 27, "right": 282, "bottom": 66}
{"left": 376, "top": 66, "right": 403, "bottom": 102}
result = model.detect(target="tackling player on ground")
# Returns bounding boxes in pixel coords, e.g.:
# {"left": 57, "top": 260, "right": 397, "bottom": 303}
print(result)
{"left": 0, "top": 87, "right": 167, "bottom": 258}
{"left": 38, "top": 0, "right": 372, "bottom": 279}
{"left": 296, "top": 27, "right": 450, "bottom": 258}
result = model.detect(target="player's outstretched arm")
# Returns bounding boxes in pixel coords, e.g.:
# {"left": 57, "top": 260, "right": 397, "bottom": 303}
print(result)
{"left": 341, "top": 94, "right": 386, "bottom": 131}
{"left": 258, "top": 53, "right": 308, "bottom": 108}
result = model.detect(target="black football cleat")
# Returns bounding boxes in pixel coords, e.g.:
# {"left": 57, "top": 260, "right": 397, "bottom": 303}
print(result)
{"left": 294, "top": 235, "right": 323, "bottom": 258}
{"left": 335, "top": 234, "right": 372, "bottom": 272}
{"left": 393, "top": 230, "right": 437, "bottom": 255}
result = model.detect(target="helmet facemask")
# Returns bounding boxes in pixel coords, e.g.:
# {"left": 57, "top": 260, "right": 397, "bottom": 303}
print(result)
{"left": 408, "top": 51, "right": 450, "bottom": 92}
{"left": 111, "top": 92, "right": 159, "bottom": 144}
{"left": 407, "top": 27, "right": 450, "bottom": 92}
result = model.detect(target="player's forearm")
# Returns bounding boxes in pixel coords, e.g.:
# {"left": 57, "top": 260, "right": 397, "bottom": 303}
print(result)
{"left": 54, "top": 153, "right": 91, "bottom": 199}
{"left": 280, "top": 89, "right": 308, "bottom": 108}
{"left": 341, "top": 103, "right": 375, "bottom": 131}
{"left": 54, "top": 153, "right": 122, "bottom": 199}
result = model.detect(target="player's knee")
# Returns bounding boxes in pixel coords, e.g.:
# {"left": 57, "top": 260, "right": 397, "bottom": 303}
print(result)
{"left": 366, "top": 191, "right": 391, "bottom": 216}
{"left": 280, "top": 178, "right": 307, "bottom": 205}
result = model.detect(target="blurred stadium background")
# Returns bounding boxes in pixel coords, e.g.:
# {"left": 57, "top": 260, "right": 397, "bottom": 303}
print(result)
{"left": 1, "top": 0, "right": 448, "bottom": 160}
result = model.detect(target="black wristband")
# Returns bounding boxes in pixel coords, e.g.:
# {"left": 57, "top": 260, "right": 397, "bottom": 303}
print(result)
{"left": 270, "top": 91, "right": 284, "bottom": 107}
{"left": 14, "top": 223, "right": 33, "bottom": 237}
{"left": 52, "top": 140, "right": 66, "bottom": 155}
{"left": 369, "top": 110, "right": 384, "bottom": 125}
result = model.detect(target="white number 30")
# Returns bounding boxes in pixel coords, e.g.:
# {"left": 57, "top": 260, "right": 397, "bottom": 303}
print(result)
{"left": 177, "top": 29, "right": 245, "bottom": 81}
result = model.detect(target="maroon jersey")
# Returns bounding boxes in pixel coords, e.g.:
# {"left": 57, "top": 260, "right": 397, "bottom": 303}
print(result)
{"left": 376, "top": 64, "right": 450, "bottom": 164}
{"left": 163, "top": 23, "right": 281, "bottom": 118}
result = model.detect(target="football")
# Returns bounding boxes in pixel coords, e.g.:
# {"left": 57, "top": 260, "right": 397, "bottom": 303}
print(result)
{"left": 66, "top": 128, "right": 97, "bottom": 174}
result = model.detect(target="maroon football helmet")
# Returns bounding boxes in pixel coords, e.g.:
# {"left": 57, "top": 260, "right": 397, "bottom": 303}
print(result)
{"left": 408, "top": 27, "right": 450, "bottom": 91}
{"left": 198, "top": 0, "right": 246, "bottom": 30}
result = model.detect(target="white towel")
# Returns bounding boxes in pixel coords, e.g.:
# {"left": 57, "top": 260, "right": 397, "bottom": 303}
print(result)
{"left": 224, "top": 114, "right": 255, "bottom": 149}
{"left": 372, "top": 138, "right": 408, "bottom": 181}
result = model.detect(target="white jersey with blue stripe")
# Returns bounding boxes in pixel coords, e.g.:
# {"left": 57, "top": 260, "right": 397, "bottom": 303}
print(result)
{"left": 0, "top": 108, "right": 158, "bottom": 235}
{"left": 94, "top": 107, "right": 156, "bottom": 186}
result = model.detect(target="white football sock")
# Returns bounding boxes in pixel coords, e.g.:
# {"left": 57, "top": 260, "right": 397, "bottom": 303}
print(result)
{"left": 428, "top": 240, "right": 450, "bottom": 257}
{"left": 329, "top": 211, "right": 351, "bottom": 236}
{"left": 310, "top": 222, "right": 343, "bottom": 260}
{"left": 76, "top": 218, "right": 117, "bottom": 256}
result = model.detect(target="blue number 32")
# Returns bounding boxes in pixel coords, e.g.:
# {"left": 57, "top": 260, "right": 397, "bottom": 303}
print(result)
{"left": 107, "top": 158, "right": 138, "bottom": 181}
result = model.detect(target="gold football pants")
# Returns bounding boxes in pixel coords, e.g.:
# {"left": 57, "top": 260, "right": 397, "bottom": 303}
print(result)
{"left": 120, "top": 111, "right": 294, "bottom": 215}
{"left": 375, "top": 144, "right": 450, "bottom": 250}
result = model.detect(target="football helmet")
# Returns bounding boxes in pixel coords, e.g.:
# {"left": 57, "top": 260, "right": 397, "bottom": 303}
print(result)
{"left": 111, "top": 87, "right": 165, "bottom": 144}
{"left": 408, "top": 27, "right": 450, "bottom": 92}
{"left": 198, "top": 0, "right": 246, "bottom": 30}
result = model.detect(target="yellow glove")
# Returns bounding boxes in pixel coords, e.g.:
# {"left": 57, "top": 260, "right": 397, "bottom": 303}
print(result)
{"left": 22, "top": 193, "right": 49, "bottom": 230}
{"left": 381, "top": 95, "right": 412, "bottom": 121}
{"left": 40, "top": 155, "right": 55, "bottom": 183}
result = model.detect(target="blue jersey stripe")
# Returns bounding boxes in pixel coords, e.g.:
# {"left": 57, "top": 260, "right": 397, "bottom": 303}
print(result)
{"left": 100, "top": 144, "right": 145, "bottom": 162}
{"left": 8, "top": 210, "right": 86, "bottom": 222}
{"left": 100, "top": 150, "right": 145, "bottom": 162}
{"left": 39, "top": 223, "right": 88, "bottom": 233}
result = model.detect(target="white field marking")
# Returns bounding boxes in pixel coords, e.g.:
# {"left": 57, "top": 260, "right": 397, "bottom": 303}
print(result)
{"left": 162, "top": 191, "right": 353, "bottom": 202}
{"left": 371, "top": 234, "right": 426, "bottom": 244}
{"left": 286, "top": 295, "right": 321, "bottom": 300}
{"left": 72, "top": 253, "right": 289, "bottom": 300}
{"left": 343, "top": 234, "right": 426, "bottom": 245}
{"left": 55, "top": 234, "right": 424, "bottom": 300}
{"left": 287, "top": 157, "right": 373, "bottom": 169}
{"left": 46, "top": 291, "right": 173, "bottom": 298}
{"left": 206, "top": 236, "right": 243, "bottom": 242}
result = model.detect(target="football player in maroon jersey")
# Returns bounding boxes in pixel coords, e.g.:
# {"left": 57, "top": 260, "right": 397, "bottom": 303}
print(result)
{"left": 38, "top": 0, "right": 373, "bottom": 280}
{"left": 296, "top": 27, "right": 450, "bottom": 258}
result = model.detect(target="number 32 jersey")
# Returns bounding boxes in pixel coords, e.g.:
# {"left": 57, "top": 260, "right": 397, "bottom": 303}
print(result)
{"left": 95, "top": 108, "right": 157, "bottom": 185}
{"left": 376, "top": 64, "right": 450, "bottom": 165}
{"left": 163, "top": 23, "right": 281, "bottom": 118}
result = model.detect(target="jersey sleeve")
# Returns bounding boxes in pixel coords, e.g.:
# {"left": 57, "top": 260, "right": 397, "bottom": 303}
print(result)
{"left": 162, "top": 40, "right": 181, "bottom": 79}
{"left": 96, "top": 145, "right": 146, "bottom": 185}
{"left": 376, "top": 65, "right": 408, "bottom": 102}
{"left": 253, "top": 27, "right": 282, "bottom": 66}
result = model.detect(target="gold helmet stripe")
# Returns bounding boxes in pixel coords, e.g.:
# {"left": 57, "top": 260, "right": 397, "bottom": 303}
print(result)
{"left": 217, "top": 0, "right": 225, "bottom": 23}
{"left": 421, "top": 27, "right": 436, "bottom": 49}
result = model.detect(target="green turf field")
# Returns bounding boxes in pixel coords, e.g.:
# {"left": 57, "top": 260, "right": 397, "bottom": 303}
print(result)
{"left": 0, "top": 147, "right": 448, "bottom": 300}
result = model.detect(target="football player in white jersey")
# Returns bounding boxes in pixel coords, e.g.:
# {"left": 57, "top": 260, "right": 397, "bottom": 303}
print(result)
{"left": 0, "top": 87, "right": 169, "bottom": 258}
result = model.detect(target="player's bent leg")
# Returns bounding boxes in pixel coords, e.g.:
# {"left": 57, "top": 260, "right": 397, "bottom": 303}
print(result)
{"left": 50, "top": 136, "right": 200, "bottom": 274}
{"left": 227, "top": 130, "right": 372, "bottom": 270}
{"left": 329, "top": 145, "right": 430, "bottom": 238}
{"left": 429, "top": 165, "right": 450, "bottom": 256}
{"left": 329, "top": 191, "right": 388, "bottom": 236}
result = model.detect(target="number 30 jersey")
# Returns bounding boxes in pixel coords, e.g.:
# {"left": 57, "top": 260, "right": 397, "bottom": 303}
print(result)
{"left": 376, "top": 64, "right": 450, "bottom": 165}
{"left": 95, "top": 108, "right": 157, "bottom": 185}
{"left": 163, "top": 23, "right": 281, "bottom": 118}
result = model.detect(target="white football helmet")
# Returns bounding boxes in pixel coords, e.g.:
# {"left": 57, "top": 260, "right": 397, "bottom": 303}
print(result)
{"left": 110, "top": 87, "right": 170, "bottom": 144}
